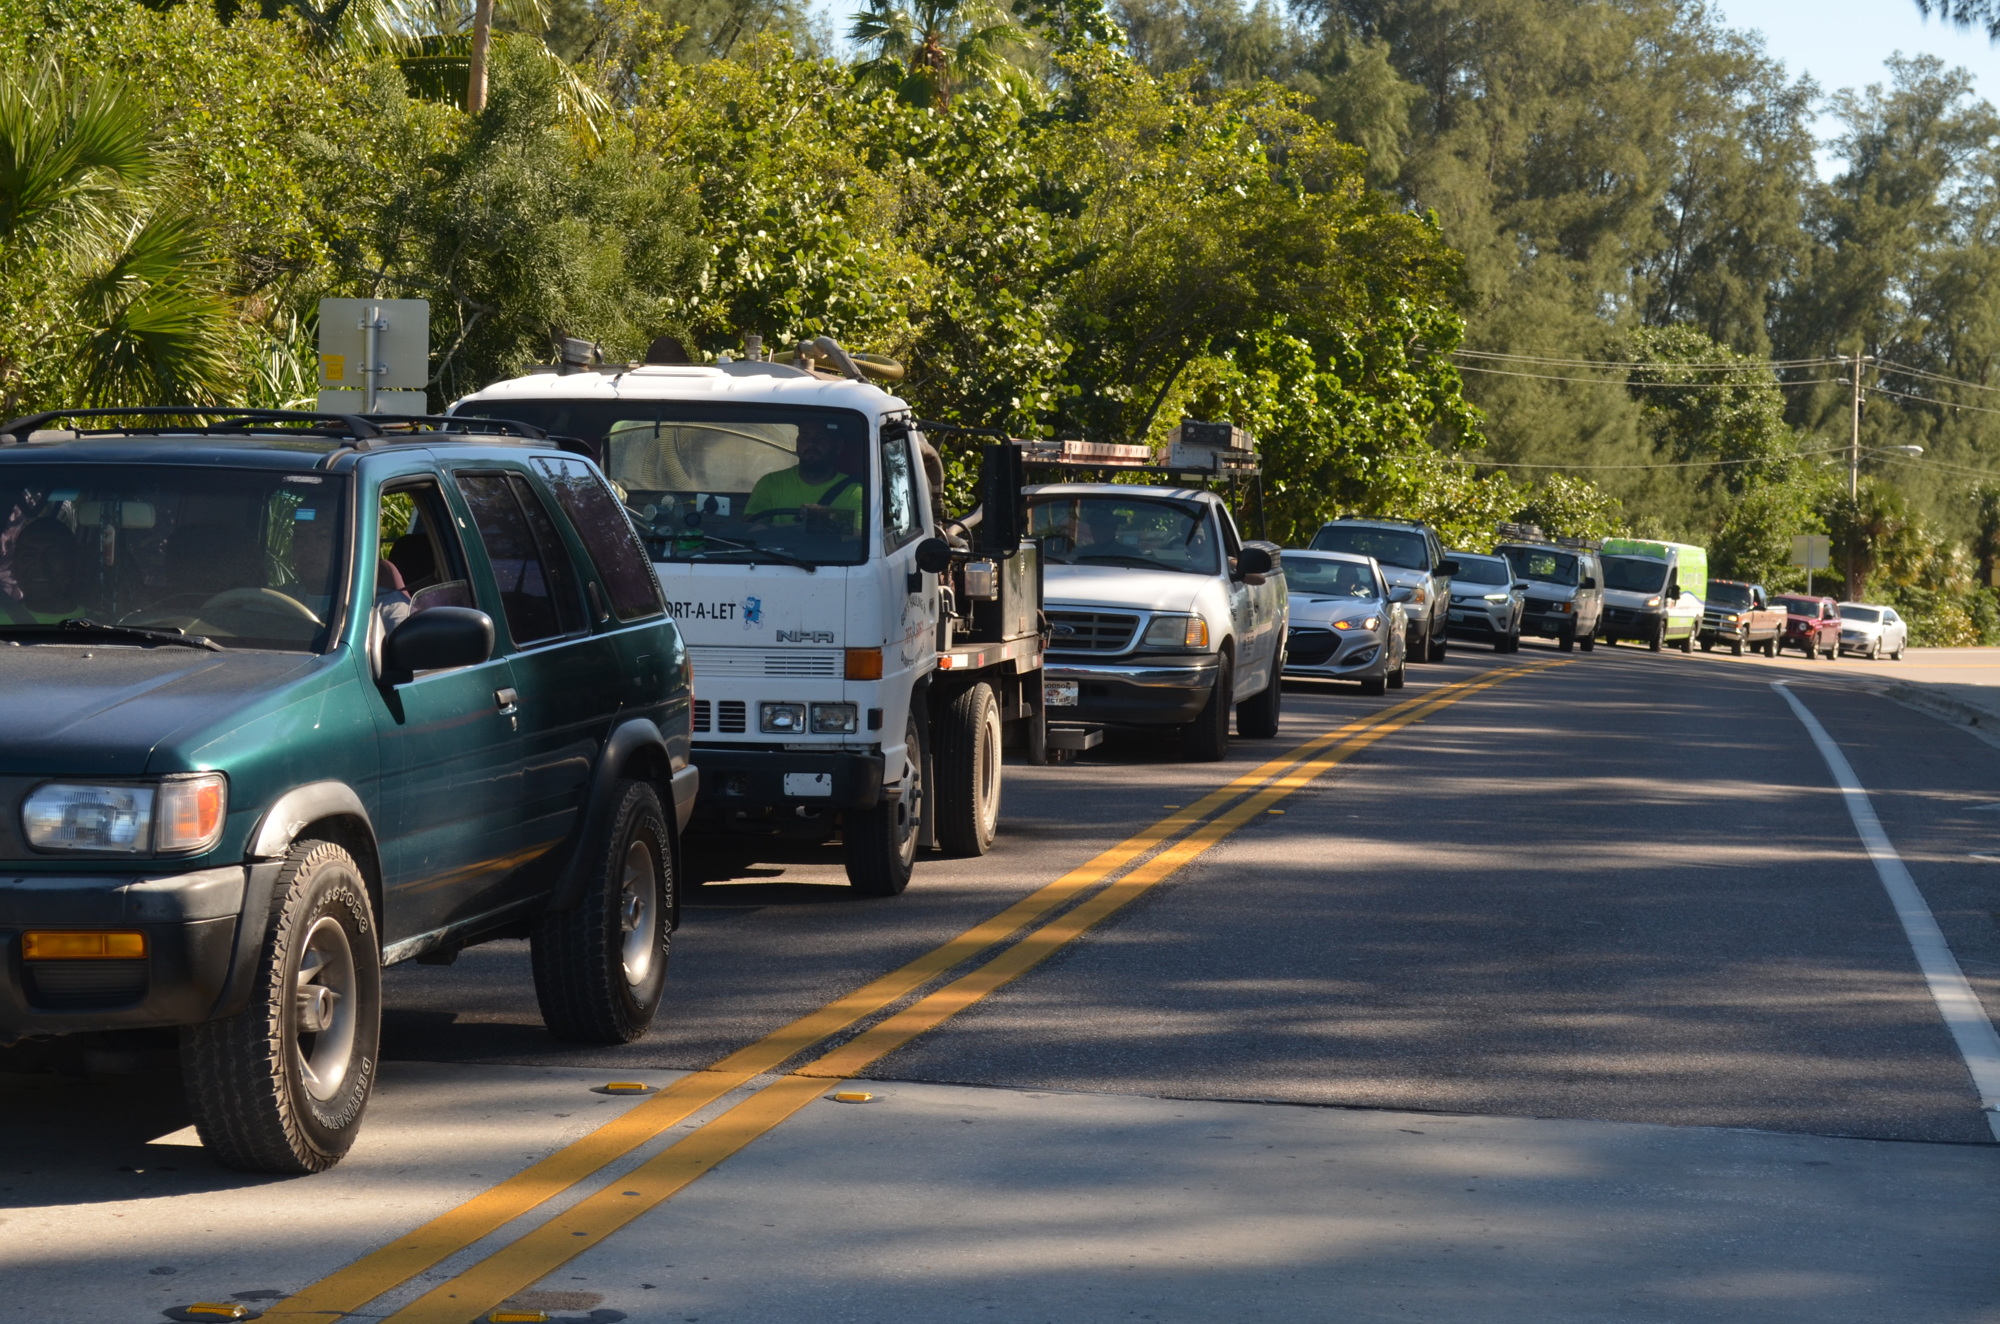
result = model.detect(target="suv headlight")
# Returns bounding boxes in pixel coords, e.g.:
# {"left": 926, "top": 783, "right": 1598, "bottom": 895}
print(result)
{"left": 1141, "top": 614, "right": 1210, "bottom": 649}
{"left": 23, "top": 773, "right": 226, "bottom": 854}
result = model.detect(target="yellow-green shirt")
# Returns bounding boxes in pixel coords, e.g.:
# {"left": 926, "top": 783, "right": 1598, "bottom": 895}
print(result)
{"left": 744, "top": 467, "right": 864, "bottom": 531}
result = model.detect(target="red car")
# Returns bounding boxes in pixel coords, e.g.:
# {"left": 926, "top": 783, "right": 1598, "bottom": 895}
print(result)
{"left": 1773, "top": 594, "right": 1841, "bottom": 659}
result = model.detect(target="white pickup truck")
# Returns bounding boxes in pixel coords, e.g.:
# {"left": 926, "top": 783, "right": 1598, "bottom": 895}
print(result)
{"left": 1030, "top": 483, "right": 1287, "bottom": 760}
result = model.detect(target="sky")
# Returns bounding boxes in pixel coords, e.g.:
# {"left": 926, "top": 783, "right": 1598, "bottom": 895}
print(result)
{"left": 1716, "top": 0, "right": 2000, "bottom": 99}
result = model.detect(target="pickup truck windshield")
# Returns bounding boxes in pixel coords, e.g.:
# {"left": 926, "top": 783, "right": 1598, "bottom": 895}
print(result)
{"left": 1500, "top": 547, "right": 1577, "bottom": 585}
{"left": 1839, "top": 605, "right": 1882, "bottom": 622}
{"left": 1601, "top": 555, "right": 1668, "bottom": 593}
{"left": 0, "top": 464, "right": 348, "bottom": 651}
{"left": 1707, "top": 582, "right": 1754, "bottom": 608}
{"left": 1311, "top": 524, "right": 1428, "bottom": 570}
{"left": 1449, "top": 556, "right": 1511, "bottom": 586}
{"left": 1283, "top": 557, "right": 1378, "bottom": 597}
{"left": 455, "top": 401, "right": 872, "bottom": 568}
{"left": 1030, "top": 495, "right": 1218, "bottom": 575}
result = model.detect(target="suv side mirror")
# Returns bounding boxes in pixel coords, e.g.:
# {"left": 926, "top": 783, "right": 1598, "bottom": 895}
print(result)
{"left": 1235, "top": 545, "right": 1274, "bottom": 577}
{"left": 1388, "top": 585, "right": 1414, "bottom": 604}
{"left": 914, "top": 537, "right": 952, "bottom": 574}
{"left": 1438, "top": 558, "right": 1461, "bottom": 576}
{"left": 383, "top": 607, "right": 494, "bottom": 682}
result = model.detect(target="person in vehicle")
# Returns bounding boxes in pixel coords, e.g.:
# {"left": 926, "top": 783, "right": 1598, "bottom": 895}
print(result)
{"left": 744, "top": 416, "right": 864, "bottom": 534}
{"left": 5, "top": 518, "right": 88, "bottom": 622}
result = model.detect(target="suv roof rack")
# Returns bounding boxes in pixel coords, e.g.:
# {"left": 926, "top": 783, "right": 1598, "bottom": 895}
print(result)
{"left": 0, "top": 406, "right": 550, "bottom": 447}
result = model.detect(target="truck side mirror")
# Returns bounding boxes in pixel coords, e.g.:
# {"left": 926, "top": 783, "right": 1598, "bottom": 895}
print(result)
{"left": 383, "top": 607, "right": 494, "bottom": 683}
{"left": 1235, "top": 545, "right": 1274, "bottom": 577}
{"left": 1581, "top": 576, "right": 1596, "bottom": 589}
{"left": 914, "top": 537, "right": 952, "bottom": 574}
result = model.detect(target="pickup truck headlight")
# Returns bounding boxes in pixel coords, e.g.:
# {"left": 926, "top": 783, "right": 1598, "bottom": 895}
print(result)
{"left": 1405, "top": 586, "right": 1427, "bottom": 605}
{"left": 22, "top": 773, "right": 226, "bottom": 854}
{"left": 1142, "top": 615, "right": 1210, "bottom": 649}
{"left": 1723, "top": 613, "right": 1740, "bottom": 622}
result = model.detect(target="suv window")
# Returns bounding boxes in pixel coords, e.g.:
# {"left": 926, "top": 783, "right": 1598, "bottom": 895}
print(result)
{"left": 456, "top": 471, "right": 587, "bottom": 645}
{"left": 533, "top": 457, "right": 663, "bottom": 622}
{"left": 881, "top": 434, "right": 922, "bottom": 550}
{"left": 377, "top": 480, "right": 474, "bottom": 634}
{"left": 1311, "top": 524, "right": 1430, "bottom": 571}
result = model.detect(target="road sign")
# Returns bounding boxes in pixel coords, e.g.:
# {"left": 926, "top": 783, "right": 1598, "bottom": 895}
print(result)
{"left": 1790, "top": 534, "right": 1830, "bottom": 570}
{"left": 317, "top": 298, "right": 429, "bottom": 413}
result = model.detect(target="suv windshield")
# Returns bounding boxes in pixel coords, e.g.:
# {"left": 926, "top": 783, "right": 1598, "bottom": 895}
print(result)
{"left": 1030, "top": 495, "right": 1218, "bottom": 574}
{"left": 0, "top": 464, "right": 348, "bottom": 651}
{"left": 1283, "top": 557, "right": 1378, "bottom": 597}
{"left": 1839, "top": 605, "right": 1882, "bottom": 622}
{"left": 1601, "top": 555, "right": 1668, "bottom": 593}
{"left": 1450, "top": 556, "right": 1510, "bottom": 586}
{"left": 1707, "top": 582, "right": 1754, "bottom": 609}
{"left": 456, "top": 401, "right": 872, "bottom": 567}
{"left": 1310, "top": 524, "right": 1428, "bottom": 570}
{"left": 1500, "top": 546, "right": 1577, "bottom": 585}
{"left": 1774, "top": 596, "right": 1819, "bottom": 615}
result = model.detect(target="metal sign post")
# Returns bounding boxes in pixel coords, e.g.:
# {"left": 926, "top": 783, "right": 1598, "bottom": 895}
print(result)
{"left": 318, "top": 298, "right": 429, "bottom": 414}
{"left": 1791, "top": 533, "right": 1830, "bottom": 596}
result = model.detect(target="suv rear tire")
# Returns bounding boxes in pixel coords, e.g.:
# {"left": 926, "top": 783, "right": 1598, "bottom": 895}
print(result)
{"left": 180, "top": 837, "right": 381, "bottom": 1174}
{"left": 1184, "top": 654, "right": 1233, "bottom": 762}
{"left": 935, "top": 683, "right": 1003, "bottom": 856}
{"left": 532, "top": 781, "right": 672, "bottom": 1044}
{"left": 847, "top": 713, "right": 925, "bottom": 895}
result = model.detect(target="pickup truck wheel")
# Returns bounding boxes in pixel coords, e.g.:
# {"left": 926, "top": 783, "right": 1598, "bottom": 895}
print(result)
{"left": 1183, "top": 654, "right": 1233, "bottom": 762}
{"left": 1701, "top": 636, "right": 1714, "bottom": 652}
{"left": 1731, "top": 632, "right": 1745, "bottom": 655}
{"left": 846, "top": 714, "right": 924, "bottom": 895}
{"left": 180, "top": 837, "right": 381, "bottom": 1174}
{"left": 1558, "top": 626, "right": 1575, "bottom": 653}
{"left": 532, "top": 781, "right": 671, "bottom": 1044}
{"left": 1579, "top": 631, "right": 1596, "bottom": 652}
{"left": 935, "top": 683, "right": 1003, "bottom": 856}
{"left": 1763, "top": 638, "right": 1778, "bottom": 657}
{"left": 1236, "top": 665, "right": 1283, "bottom": 739}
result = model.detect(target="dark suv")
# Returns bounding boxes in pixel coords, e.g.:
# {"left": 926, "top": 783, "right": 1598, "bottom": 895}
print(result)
{"left": 0, "top": 409, "right": 694, "bottom": 1174}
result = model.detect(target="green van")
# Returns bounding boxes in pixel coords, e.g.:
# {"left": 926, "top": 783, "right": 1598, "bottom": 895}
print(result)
{"left": 1599, "top": 538, "right": 1707, "bottom": 651}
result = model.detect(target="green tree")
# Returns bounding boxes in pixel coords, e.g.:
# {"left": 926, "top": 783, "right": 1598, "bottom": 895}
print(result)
{"left": 850, "top": 0, "right": 1033, "bottom": 107}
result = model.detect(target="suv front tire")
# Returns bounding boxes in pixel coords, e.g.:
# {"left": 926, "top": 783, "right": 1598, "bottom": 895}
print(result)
{"left": 532, "top": 781, "right": 672, "bottom": 1044}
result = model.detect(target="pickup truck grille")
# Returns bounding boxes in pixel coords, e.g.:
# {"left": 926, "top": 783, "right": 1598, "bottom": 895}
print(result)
{"left": 1047, "top": 610, "right": 1141, "bottom": 654}
{"left": 25, "top": 960, "right": 146, "bottom": 1010}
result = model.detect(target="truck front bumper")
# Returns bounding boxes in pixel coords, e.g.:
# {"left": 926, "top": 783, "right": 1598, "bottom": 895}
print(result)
{"left": 1043, "top": 657, "right": 1220, "bottom": 726}
{"left": 0, "top": 865, "right": 249, "bottom": 1038}
{"left": 691, "top": 746, "right": 886, "bottom": 814}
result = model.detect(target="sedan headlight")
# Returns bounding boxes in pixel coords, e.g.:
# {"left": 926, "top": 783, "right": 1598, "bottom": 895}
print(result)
{"left": 1332, "top": 616, "right": 1381, "bottom": 631}
{"left": 22, "top": 773, "right": 226, "bottom": 854}
{"left": 1142, "top": 615, "right": 1210, "bottom": 649}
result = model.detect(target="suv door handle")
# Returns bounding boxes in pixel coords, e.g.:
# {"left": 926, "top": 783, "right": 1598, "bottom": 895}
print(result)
{"left": 495, "top": 688, "right": 520, "bottom": 716}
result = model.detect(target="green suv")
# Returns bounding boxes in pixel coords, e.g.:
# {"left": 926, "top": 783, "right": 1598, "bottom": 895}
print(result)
{"left": 0, "top": 408, "right": 695, "bottom": 1173}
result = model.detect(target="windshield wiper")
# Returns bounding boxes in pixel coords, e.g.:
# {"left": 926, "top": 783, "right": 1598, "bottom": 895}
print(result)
{"left": 1075, "top": 553, "right": 1197, "bottom": 573}
{"left": 0, "top": 619, "right": 224, "bottom": 652}
{"left": 678, "top": 532, "right": 818, "bottom": 573}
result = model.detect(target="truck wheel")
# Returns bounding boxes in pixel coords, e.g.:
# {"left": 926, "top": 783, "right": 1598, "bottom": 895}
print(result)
{"left": 847, "top": 714, "right": 925, "bottom": 895}
{"left": 1763, "top": 638, "right": 1777, "bottom": 657}
{"left": 1183, "top": 654, "right": 1233, "bottom": 762}
{"left": 1430, "top": 625, "right": 1448, "bottom": 661}
{"left": 1558, "top": 626, "right": 1575, "bottom": 653}
{"left": 1579, "top": 631, "right": 1596, "bottom": 652}
{"left": 1648, "top": 622, "right": 1664, "bottom": 652}
{"left": 1731, "top": 632, "right": 1745, "bottom": 656}
{"left": 180, "top": 837, "right": 381, "bottom": 1174}
{"left": 531, "top": 782, "right": 671, "bottom": 1044}
{"left": 935, "top": 683, "right": 1003, "bottom": 857}
{"left": 1236, "top": 666, "right": 1283, "bottom": 740}
{"left": 1679, "top": 630, "right": 1694, "bottom": 654}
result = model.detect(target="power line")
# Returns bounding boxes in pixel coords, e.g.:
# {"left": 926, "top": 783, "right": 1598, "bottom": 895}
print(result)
{"left": 1874, "top": 360, "right": 2000, "bottom": 396}
{"left": 1442, "top": 444, "right": 1853, "bottom": 471}
{"left": 1863, "top": 446, "right": 2000, "bottom": 481}
{"left": 1456, "top": 364, "right": 1843, "bottom": 389}
{"left": 1871, "top": 385, "right": 2000, "bottom": 418}
{"left": 1455, "top": 349, "right": 1839, "bottom": 372}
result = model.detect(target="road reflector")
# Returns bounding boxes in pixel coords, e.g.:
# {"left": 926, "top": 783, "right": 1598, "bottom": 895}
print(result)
{"left": 1267, "top": 809, "right": 1284, "bottom": 814}
{"left": 829, "top": 1091, "right": 873, "bottom": 1103}
{"left": 168, "top": 1305, "right": 255, "bottom": 1321}
{"left": 1163, "top": 805, "right": 1180, "bottom": 809}
{"left": 489, "top": 1313, "right": 550, "bottom": 1323}
{"left": 591, "top": 1082, "right": 655, "bottom": 1095}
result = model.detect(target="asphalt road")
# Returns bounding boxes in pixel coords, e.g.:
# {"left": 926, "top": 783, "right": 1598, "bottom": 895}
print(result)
{"left": 6, "top": 636, "right": 2000, "bottom": 1321}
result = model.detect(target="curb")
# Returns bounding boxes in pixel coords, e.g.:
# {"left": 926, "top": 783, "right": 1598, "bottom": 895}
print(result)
{"left": 1880, "top": 681, "right": 2000, "bottom": 733}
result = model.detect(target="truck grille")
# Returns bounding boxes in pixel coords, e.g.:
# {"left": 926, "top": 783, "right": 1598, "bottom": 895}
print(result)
{"left": 693, "top": 700, "right": 711, "bottom": 733}
{"left": 25, "top": 960, "right": 146, "bottom": 1010}
{"left": 1047, "top": 611, "right": 1140, "bottom": 654}
{"left": 717, "top": 700, "right": 747, "bottom": 734}
{"left": 1286, "top": 628, "right": 1339, "bottom": 666}
{"left": 689, "top": 647, "right": 841, "bottom": 678}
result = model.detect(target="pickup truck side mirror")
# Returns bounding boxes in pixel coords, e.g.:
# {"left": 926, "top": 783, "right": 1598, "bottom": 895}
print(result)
{"left": 1438, "top": 558, "right": 1461, "bottom": 576}
{"left": 1581, "top": 576, "right": 1596, "bottom": 589}
{"left": 1235, "top": 545, "right": 1274, "bottom": 577}
{"left": 383, "top": 607, "right": 494, "bottom": 683}
{"left": 914, "top": 537, "right": 952, "bottom": 574}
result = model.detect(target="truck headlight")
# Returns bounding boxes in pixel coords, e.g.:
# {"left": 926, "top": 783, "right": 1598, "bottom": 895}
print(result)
{"left": 810, "top": 703, "right": 859, "bottom": 734}
{"left": 1142, "top": 615, "right": 1210, "bottom": 649}
{"left": 760, "top": 702, "right": 807, "bottom": 734}
{"left": 24, "top": 783, "right": 155, "bottom": 853}
{"left": 1406, "top": 586, "right": 1427, "bottom": 605}
{"left": 1645, "top": 596, "right": 1662, "bottom": 608}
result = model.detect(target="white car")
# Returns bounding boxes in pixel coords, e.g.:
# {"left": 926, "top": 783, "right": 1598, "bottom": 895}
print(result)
{"left": 1280, "top": 549, "right": 1407, "bottom": 693}
{"left": 1032, "top": 484, "right": 1287, "bottom": 761}
{"left": 1837, "top": 602, "right": 1909, "bottom": 659}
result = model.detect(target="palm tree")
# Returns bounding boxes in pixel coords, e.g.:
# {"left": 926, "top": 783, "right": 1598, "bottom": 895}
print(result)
{"left": 850, "top": 0, "right": 1034, "bottom": 109}
{"left": 0, "top": 66, "right": 237, "bottom": 414}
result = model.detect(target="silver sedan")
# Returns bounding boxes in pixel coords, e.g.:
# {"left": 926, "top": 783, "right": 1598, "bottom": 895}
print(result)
{"left": 1837, "top": 602, "right": 1909, "bottom": 659}
{"left": 1279, "top": 550, "right": 1408, "bottom": 695}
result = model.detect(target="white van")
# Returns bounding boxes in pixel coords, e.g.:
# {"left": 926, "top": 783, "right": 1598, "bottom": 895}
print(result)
{"left": 1598, "top": 539, "right": 1707, "bottom": 652}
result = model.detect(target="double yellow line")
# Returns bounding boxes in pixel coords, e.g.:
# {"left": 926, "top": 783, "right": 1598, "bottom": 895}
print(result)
{"left": 271, "top": 659, "right": 1560, "bottom": 1323}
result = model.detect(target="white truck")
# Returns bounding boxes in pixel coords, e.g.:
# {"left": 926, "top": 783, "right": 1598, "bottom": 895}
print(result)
{"left": 454, "top": 337, "right": 1047, "bottom": 896}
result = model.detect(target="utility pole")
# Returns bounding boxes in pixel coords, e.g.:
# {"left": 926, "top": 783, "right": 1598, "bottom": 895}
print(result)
{"left": 1846, "top": 352, "right": 1870, "bottom": 595}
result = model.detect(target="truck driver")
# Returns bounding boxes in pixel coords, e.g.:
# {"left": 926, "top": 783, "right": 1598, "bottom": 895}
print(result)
{"left": 744, "top": 416, "right": 865, "bottom": 535}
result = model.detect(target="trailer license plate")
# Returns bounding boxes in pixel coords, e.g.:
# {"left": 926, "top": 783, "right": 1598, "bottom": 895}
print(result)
{"left": 1044, "top": 680, "right": 1078, "bottom": 708}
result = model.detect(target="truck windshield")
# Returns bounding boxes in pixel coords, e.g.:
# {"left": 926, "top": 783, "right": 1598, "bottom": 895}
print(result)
{"left": 1601, "top": 555, "right": 1667, "bottom": 593}
{"left": 1707, "top": 582, "right": 1754, "bottom": 609}
{"left": 1283, "top": 557, "right": 1378, "bottom": 597}
{"left": 455, "top": 401, "right": 872, "bottom": 568}
{"left": 0, "top": 464, "right": 348, "bottom": 651}
{"left": 1500, "top": 546, "right": 1576, "bottom": 585}
{"left": 1029, "top": 495, "right": 1218, "bottom": 575}
{"left": 1310, "top": 524, "right": 1428, "bottom": 570}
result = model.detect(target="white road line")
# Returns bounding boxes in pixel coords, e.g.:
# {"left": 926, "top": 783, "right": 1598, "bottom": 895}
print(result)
{"left": 1775, "top": 682, "right": 2000, "bottom": 1141}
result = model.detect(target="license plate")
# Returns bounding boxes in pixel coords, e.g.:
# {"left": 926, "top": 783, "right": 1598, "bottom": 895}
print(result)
{"left": 1044, "top": 680, "right": 1078, "bottom": 708}
{"left": 1448, "top": 610, "right": 1466, "bottom": 622}
{"left": 782, "top": 773, "right": 832, "bottom": 797}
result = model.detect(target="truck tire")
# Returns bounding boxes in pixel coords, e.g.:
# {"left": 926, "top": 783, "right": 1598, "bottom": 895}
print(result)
{"left": 531, "top": 781, "right": 672, "bottom": 1044}
{"left": 1236, "top": 665, "right": 1283, "bottom": 739}
{"left": 1679, "top": 629, "right": 1694, "bottom": 654}
{"left": 1558, "top": 626, "right": 1575, "bottom": 653}
{"left": 935, "top": 683, "right": 1003, "bottom": 857}
{"left": 1430, "top": 623, "right": 1448, "bottom": 661}
{"left": 1648, "top": 622, "right": 1664, "bottom": 652}
{"left": 1731, "top": 631, "right": 1745, "bottom": 656}
{"left": 1579, "top": 631, "right": 1596, "bottom": 652}
{"left": 1183, "top": 653, "right": 1233, "bottom": 763}
{"left": 1763, "top": 637, "right": 1777, "bottom": 658}
{"left": 847, "top": 713, "right": 925, "bottom": 895}
{"left": 180, "top": 837, "right": 381, "bottom": 1174}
